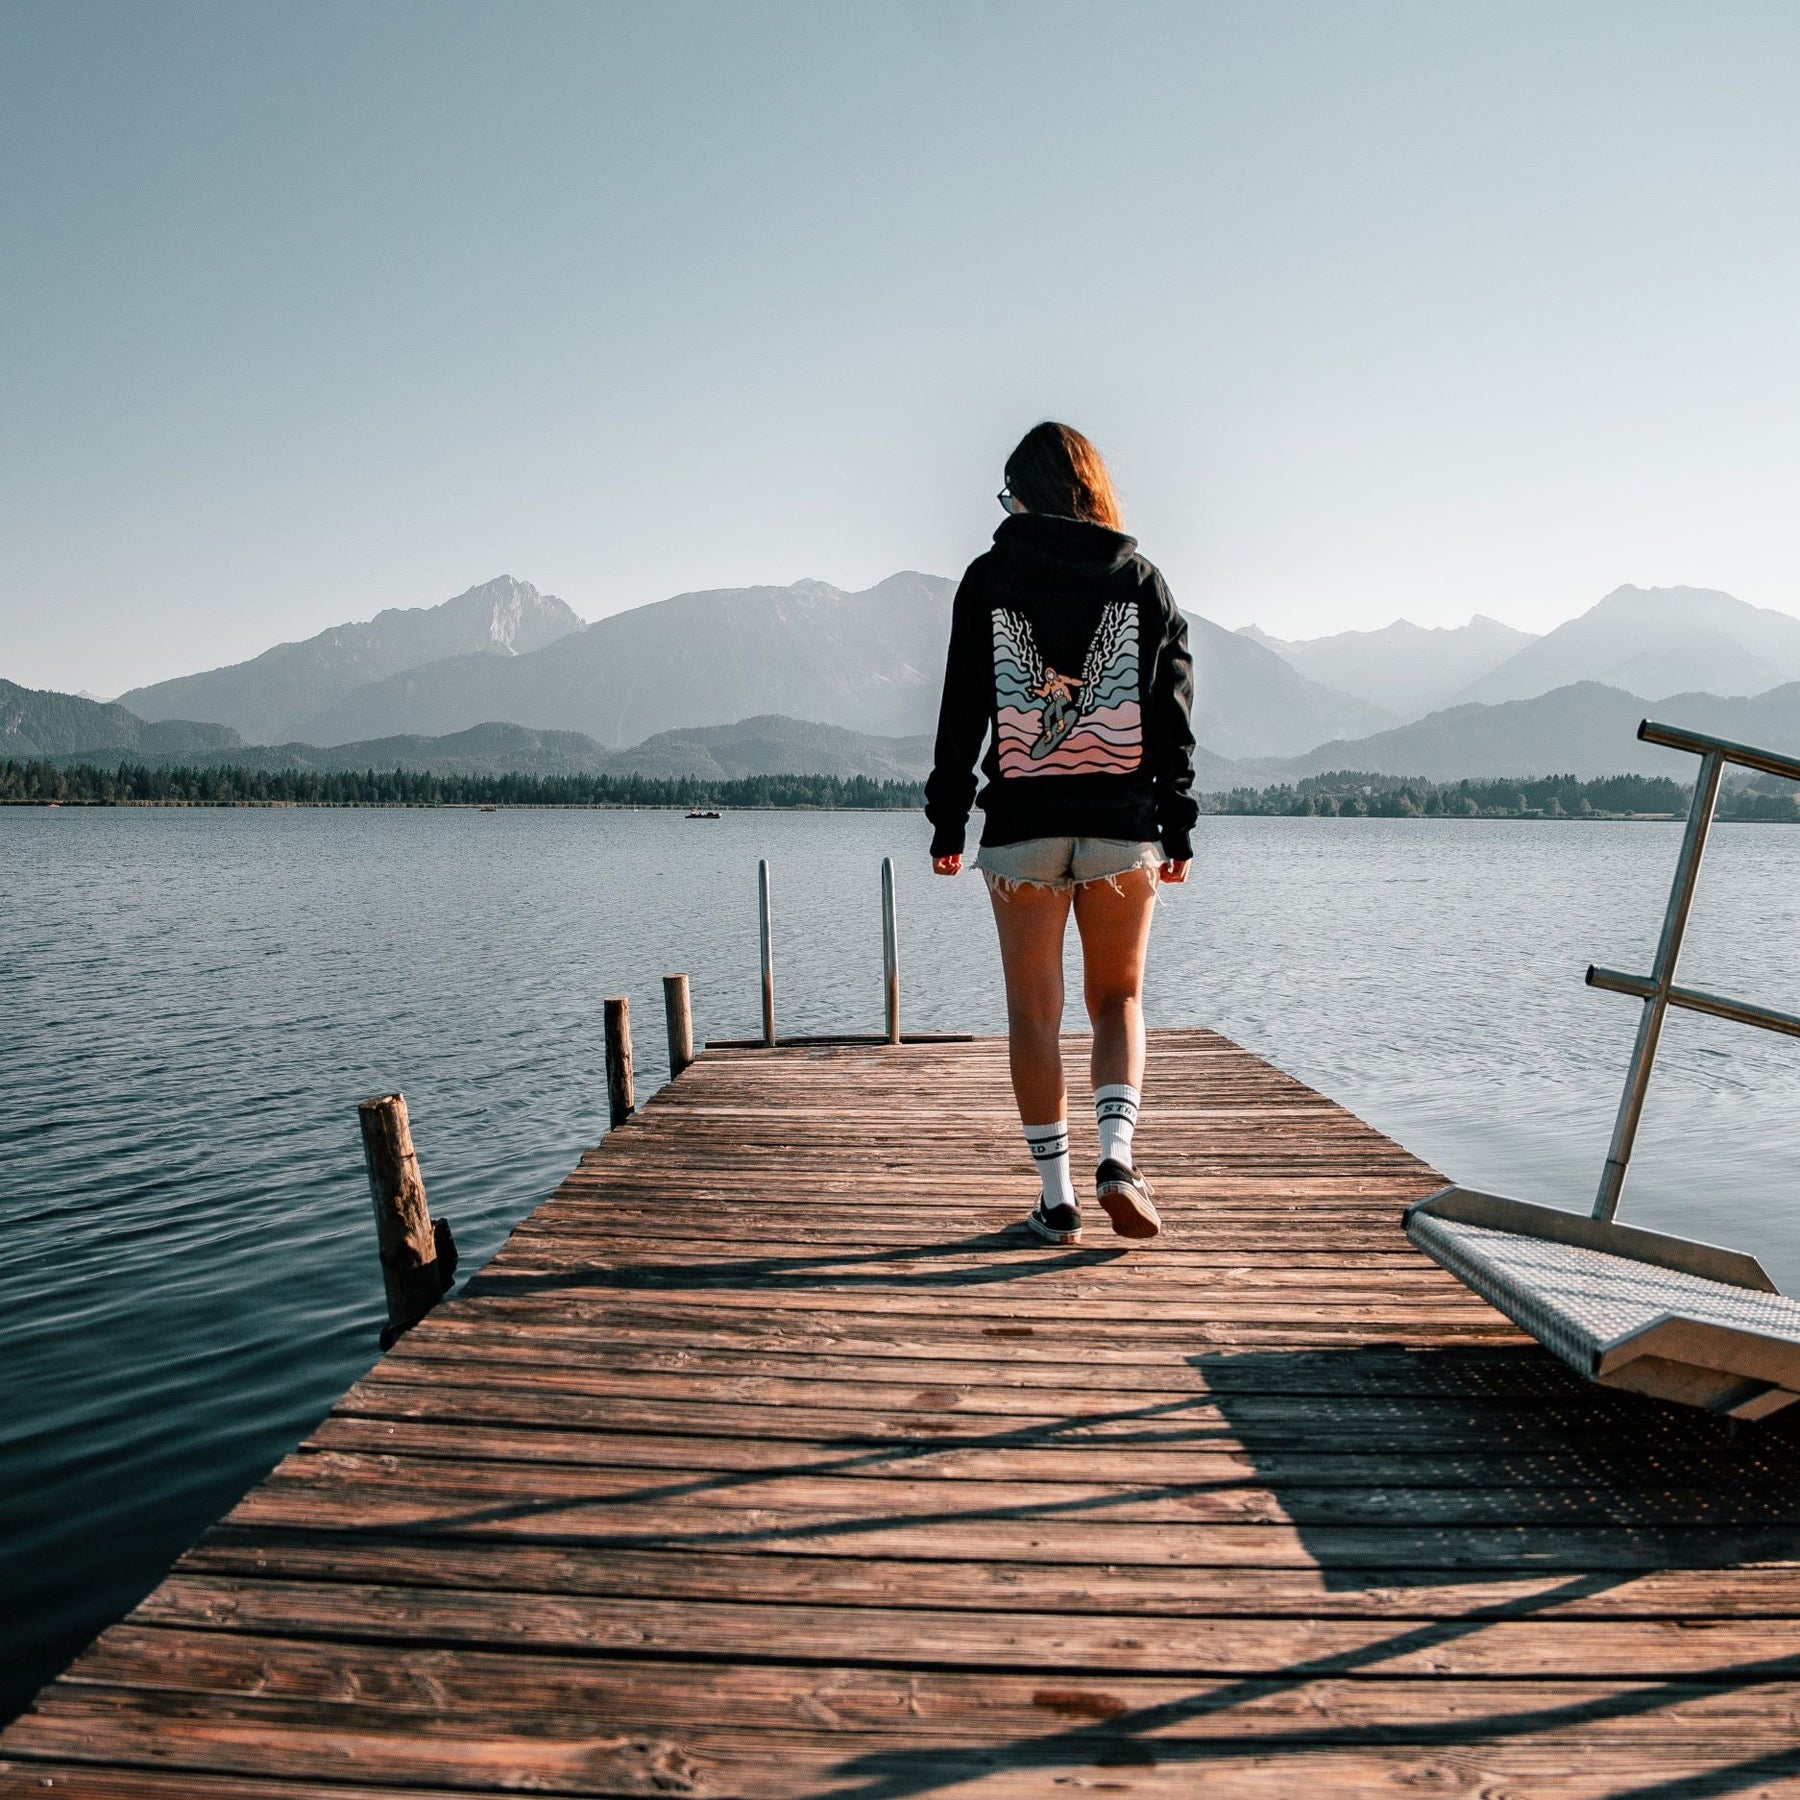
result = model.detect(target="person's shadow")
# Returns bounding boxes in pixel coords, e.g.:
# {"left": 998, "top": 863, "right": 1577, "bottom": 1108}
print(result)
{"left": 462, "top": 1225, "right": 1131, "bottom": 1299}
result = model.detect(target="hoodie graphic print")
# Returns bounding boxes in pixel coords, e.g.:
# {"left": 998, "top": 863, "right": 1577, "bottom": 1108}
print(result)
{"left": 991, "top": 601, "right": 1141, "bottom": 778}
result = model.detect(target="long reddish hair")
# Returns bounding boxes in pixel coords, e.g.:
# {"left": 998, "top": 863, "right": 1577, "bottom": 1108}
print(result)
{"left": 1004, "top": 421, "right": 1123, "bottom": 529}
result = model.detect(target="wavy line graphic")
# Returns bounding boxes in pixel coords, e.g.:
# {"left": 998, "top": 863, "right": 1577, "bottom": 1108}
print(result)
{"left": 997, "top": 698, "right": 1143, "bottom": 776}
{"left": 991, "top": 605, "right": 1143, "bottom": 779}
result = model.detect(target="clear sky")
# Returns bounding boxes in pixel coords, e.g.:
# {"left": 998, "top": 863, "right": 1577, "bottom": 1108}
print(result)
{"left": 4, "top": 0, "right": 1799, "bottom": 695}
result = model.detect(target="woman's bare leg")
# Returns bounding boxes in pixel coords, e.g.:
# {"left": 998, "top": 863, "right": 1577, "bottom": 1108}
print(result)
{"left": 1073, "top": 867, "right": 1157, "bottom": 1094}
{"left": 987, "top": 880, "right": 1074, "bottom": 1124}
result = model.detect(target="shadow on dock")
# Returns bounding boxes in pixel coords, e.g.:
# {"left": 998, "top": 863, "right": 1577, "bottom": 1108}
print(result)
{"left": 811, "top": 1346, "right": 1800, "bottom": 1799}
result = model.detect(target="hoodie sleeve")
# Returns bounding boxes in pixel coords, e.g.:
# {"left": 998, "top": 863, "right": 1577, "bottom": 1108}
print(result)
{"left": 923, "top": 567, "right": 992, "bottom": 858}
{"left": 1147, "top": 576, "right": 1198, "bottom": 863}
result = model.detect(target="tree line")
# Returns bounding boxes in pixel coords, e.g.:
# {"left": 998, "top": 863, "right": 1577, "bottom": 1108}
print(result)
{"left": 1198, "top": 770, "right": 1799, "bottom": 821}
{"left": 5, "top": 758, "right": 1795, "bottom": 821}
{"left": 0, "top": 760, "right": 927, "bottom": 809}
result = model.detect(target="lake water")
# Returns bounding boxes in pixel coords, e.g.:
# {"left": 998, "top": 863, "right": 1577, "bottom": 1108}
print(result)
{"left": 6, "top": 806, "right": 1800, "bottom": 1713}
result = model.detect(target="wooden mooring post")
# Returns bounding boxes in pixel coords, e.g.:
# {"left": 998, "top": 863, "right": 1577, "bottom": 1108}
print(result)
{"left": 604, "top": 995, "right": 635, "bottom": 1128}
{"left": 663, "top": 972, "right": 693, "bottom": 1077}
{"left": 357, "top": 1092, "right": 455, "bottom": 1348}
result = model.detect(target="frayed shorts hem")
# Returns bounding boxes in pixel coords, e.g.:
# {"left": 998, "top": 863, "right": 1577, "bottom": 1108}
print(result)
{"left": 975, "top": 837, "right": 1163, "bottom": 900}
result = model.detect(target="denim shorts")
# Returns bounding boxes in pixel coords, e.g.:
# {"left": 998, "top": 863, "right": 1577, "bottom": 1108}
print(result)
{"left": 975, "top": 836, "right": 1163, "bottom": 894}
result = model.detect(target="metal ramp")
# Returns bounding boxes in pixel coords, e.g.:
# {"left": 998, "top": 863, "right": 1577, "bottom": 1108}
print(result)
{"left": 1407, "top": 719, "right": 1800, "bottom": 1420}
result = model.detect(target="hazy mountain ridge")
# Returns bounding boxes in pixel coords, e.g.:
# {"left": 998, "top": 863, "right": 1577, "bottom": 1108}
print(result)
{"left": 1242, "top": 615, "right": 1537, "bottom": 718}
{"left": 1451, "top": 586, "right": 1800, "bottom": 708}
{"left": 611, "top": 716, "right": 934, "bottom": 782}
{"left": 116, "top": 576, "right": 584, "bottom": 744}
{"left": 7, "top": 674, "right": 1254, "bottom": 787}
{"left": 1183, "top": 616, "right": 1389, "bottom": 757}
{"left": 2, "top": 687, "right": 931, "bottom": 782}
{"left": 15, "top": 668, "right": 1800, "bottom": 794}
{"left": 1264, "top": 680, "right": 1800, "bottom": 782}
{"left": 262, "top": 572, "right": 1385, "bottom": 761}
{"left": 27, "top": 574, "right": 1800, "bottom": 792}
{"left": 1, "top": 680, "right": 243, "bottom": 761}
{"left": 296, "top": 573, "right": 955, "bottom": 747}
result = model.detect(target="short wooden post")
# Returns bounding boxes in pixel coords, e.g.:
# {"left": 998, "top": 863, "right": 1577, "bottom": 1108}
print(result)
{"left": 605, "top": 995, "right": 635, "bottom": 1128}
{"left": 663, "top": 972, "right": 694, "bottom": 1078}
{"left": 881, "top": 855, "right": 900, "bottom": 1044}
{"left": 758, "top": 858, "right": 776, "bottom": 1048}
{"left": 358, "top": 1093, "right": 454, "bottom": 1349}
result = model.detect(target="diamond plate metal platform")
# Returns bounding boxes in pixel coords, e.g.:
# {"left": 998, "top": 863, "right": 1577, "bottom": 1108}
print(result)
{"left": 1407, "top": 1187, "right": 1800, "bottom": 1420}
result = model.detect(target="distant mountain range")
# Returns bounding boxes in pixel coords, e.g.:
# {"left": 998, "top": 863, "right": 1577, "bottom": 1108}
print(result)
{"left": 1240, "top": 615, "right": 1537, "bottom": 718}
{"left": 298, "top": 574, "right": 956, "bottom": 747}
{"left": 240, "top": 717, "right": 941, "bottom": 783}
{"left": 1451, "top": 585, "right": 1800, "bottom": 707}
{"left": 1, "top": 680, "right": 240, "bottom": 761}
{"left": 291, "top": 571, "right": 1387, "bottom": 759}
{"left": 117, "top": 576, "right": 584, "bottom": 743}
{"left": 14, "top": 573, "right": 1800, "bottom": 794}
{"left": 94, "top": 571, "right": 1388, "bottom": 762}
{"left": 1258, "top": 680, "right": 1800, "bottom": 782}
{"left": 3, "top": 686, "right": 933, "bottom": 782}
{"left": 1242, "top": 586, "right": 1800, "bottom": 723}
{"left": 2, "top": 679, "right": 1254, "bottom": 789}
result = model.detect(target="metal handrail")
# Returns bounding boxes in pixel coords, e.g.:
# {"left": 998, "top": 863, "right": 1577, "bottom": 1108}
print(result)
{"left": 1587, "top": 718, "right": 1800, "bottom": 1222}
{"left": 1638, "top": 717, "right": 1800, "bottom": 785}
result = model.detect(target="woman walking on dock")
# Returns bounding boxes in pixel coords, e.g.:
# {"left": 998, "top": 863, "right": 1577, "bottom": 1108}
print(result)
{"left": 927, "top": 422, "right": 1196, "bottom": 1243}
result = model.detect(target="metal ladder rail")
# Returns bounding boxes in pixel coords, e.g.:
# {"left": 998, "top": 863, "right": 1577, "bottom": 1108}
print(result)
{"left": 755, "top": 855, "right": 904, "bottom": 1048}
{"left": 1586, "top": 719, "right": 1800, "bottom": 1223}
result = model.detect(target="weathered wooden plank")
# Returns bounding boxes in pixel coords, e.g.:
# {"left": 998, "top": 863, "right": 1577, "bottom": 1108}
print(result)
{"left": 7, "top": 1751, "right": 1800, "bottom": 1800}
{"left": 222, "top": 1478, "right": 1800, "bottom": 1569}
{"left": 305, "top": 1414, "right": 1800, "bottom": 1486}
{"left": 13, "top": 1694, "right": 1800, "bottom": 1800}
{"left": 232, "top": 1447, "right": 1800, "bottom": 1531}
{"left": 115, "top": 1588, "right": 1800, "bottom": 1678}
{"left": 46, "top": 1633, "right": 1800, "bottom": 1739}
{"left": 175, "top": 1532, "right": 1800, "bottom": 1621}
{"left": 378, "top": 1330, "right": 1566, "bottom": 1385}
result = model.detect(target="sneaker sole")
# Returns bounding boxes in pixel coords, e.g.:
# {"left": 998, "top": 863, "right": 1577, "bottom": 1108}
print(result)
{"left": 1098, "top": 1185, "right": 1161, "bottom": 1240}
{"left": 1026, "top": 1213, "right": 1082, "bottom": 1245}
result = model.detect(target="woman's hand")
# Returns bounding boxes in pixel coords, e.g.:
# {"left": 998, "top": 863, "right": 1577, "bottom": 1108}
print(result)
{"left": 933, "top": 853, "right": 963, "bottom": 876}
{"left": 1158, "top": 858, "right": 1191, "bottom": 884}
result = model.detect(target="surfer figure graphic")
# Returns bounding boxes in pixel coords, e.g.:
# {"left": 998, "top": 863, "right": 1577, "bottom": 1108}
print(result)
{"left": 1029, "top": 668, "right": 1084, "bottom": 759}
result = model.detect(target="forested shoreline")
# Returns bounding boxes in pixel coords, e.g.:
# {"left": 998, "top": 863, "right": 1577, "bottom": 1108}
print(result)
{"left": 1202, "top": 770, "right": 1799, "bottom": 820}
{"left": 3, "top": 759, "right": 1796, "bottom": 821}
{"left": 0, "top": 761, "right": 925, "bottom": 809}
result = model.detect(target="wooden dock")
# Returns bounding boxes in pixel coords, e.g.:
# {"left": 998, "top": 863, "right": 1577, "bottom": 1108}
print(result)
{"left": 8, "top": 1027, "right": 1800, "bottom": 1797}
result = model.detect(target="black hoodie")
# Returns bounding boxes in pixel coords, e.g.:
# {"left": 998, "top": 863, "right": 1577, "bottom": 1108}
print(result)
{"left": 924, "top": 513, "right": 1198, "bottom": 862}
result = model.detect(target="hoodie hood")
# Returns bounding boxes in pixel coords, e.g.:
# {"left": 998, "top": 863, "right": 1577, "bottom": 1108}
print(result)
{"left": 993, "top": 512, "right": 1139, "bottom": 575}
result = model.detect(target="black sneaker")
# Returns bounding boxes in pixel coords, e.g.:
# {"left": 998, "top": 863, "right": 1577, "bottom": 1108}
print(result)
{"left": 1096, "top": 1160, "right": 1161, "bottom": 1240}
{"left": 1026, "top": 1198, "right": 1083, "bottom": 1244}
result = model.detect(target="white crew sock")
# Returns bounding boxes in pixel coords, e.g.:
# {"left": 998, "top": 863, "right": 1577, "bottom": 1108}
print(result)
{"left": 1095, "top": 1084, "right": 1140, "bottom": 1168}
{"left": 1023, "top": 1120, "right": 1076, "bottom": 1212}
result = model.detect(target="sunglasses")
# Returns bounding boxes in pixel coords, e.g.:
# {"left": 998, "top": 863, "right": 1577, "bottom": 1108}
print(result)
{"left": 997, "top": 488, "right": 1025, "bottom": 515}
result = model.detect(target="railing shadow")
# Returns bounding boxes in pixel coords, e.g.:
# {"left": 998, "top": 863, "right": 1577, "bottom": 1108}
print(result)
{"left": 351, "top": 1273, "right": 1800, "bottom": 1793}
{"left": 1193, "top": 1342, "right": 1800, "bottom": 1587}
{"left": 800, "top": 1343, "right": 1800, "bottom": 1796}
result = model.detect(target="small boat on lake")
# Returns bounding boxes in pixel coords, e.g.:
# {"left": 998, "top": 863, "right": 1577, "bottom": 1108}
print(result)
{"left": 686, "top": 809, "right": 722, "bottom": 819}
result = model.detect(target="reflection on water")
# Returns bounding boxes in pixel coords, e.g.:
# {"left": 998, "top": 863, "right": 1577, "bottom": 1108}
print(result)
{"left": 4, "top": 806, "right": 1799, "bottom": 1711}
